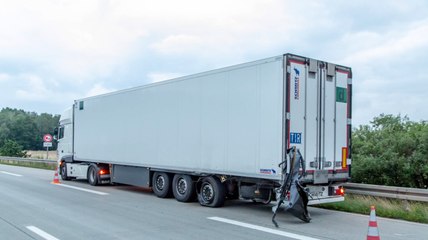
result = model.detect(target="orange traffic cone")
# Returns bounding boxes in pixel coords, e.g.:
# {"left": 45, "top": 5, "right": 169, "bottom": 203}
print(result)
{"left": 367, "top": 206, "right": 380, "bottom": 240}
{"left": 52, "top": 166, "right": 60, "bottom": 184}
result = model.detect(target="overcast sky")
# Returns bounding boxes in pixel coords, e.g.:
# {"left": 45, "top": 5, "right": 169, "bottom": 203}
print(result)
{"left": 1, "top": 0, "right": 427, "bottom": 126}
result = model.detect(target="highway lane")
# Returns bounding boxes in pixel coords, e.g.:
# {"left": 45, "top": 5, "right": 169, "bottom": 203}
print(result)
{"left": 0, "top": 164, "right": 427, "bottom": 240}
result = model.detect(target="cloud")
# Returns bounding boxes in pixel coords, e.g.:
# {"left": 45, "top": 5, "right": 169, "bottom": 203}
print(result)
{"left": 334, "top": 17, "right": 428, "bottom": 125}
{"left": 0, "top": 0, "right": 427, "bottom": 126}
{"left": 0, "top": 1, "right": 146, "bottom": 81}
{"left": 0, "top": 71, "right": 79, "bottom": 113}
{"left": 343, "top": 20, "right": 428, "bottom": 64}
{"left": 15, "top": 74, "right": 50, "bottom": 101}
{"left": 0, "top": 73, "right": 11, "bottom": 82}
{"left": 151, "top": 35, "right": 203, "bottom": 55}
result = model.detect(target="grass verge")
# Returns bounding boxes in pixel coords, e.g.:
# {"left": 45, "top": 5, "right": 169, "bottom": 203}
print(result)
{"left": 0, "top": 160, "right": 56, "bottom": 170}
{"left": 317, "top": 194, "right": 428, "bottom": 224}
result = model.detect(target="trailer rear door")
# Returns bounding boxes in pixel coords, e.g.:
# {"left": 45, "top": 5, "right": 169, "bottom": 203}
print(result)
{"left": 285, "top": 54, "right": 351, "bottom": 183}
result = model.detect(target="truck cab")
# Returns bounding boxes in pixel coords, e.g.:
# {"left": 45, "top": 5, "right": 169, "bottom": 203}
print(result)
{"left": 56, "top": 108, "right": 73, "bottom": 163}
{"left": 56, "top": 108, "right": 110, "bottom": 184}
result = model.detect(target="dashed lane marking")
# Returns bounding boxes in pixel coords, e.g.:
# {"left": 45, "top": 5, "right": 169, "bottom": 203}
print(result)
{"left": 26, "top": 226, "right": 59, "bottom": 240}
{"left": 52, "top": 183, "right": 109, "bottom": 195}
{"left": 208, "top": 216, "right": 320, "bottom": 240}
{"left": 0, "top": 171, "right": 23, "bottom": 177}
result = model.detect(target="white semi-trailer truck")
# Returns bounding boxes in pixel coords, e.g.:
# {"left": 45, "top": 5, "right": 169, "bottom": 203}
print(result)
{"left": 55, "top": 53, "right": 352, "bottom": 211}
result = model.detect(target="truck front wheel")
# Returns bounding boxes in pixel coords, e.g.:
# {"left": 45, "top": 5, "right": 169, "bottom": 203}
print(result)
{"left": 172, "top": 174, "right": 195, "bottom": 202}
{"left": 60, "top": 162, "right": 72, "bottom": 181}
{"left": 152, "top": 172, "right": 172, "bottom": 198}
{"left": 87, "top": 165, "right": 99, "bottom": 186}
{"left": 197, "top": 176, "right": 225, "bottom": 207}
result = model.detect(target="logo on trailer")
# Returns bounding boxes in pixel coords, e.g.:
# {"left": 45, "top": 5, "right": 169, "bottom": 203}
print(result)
{"left": 293, "top": 68, "right": 300, "bottom": 100}
{"left": 260, "top": 169, "right": 277, "bottom": 175}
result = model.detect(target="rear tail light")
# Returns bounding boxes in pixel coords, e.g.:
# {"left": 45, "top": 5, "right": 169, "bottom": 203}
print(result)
{"left": 335, "top": 186, "right": 345, "bottom": 196}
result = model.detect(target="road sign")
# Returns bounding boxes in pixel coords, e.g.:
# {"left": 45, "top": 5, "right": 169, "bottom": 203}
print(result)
{"left": 43, "top": 134, "right": 53, "bottom": 142}
{"left": 43, "top": 142, "right": 53, "bottom": 147}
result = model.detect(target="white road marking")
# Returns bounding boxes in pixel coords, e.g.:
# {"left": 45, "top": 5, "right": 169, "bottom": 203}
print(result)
{"left": 53, "top": 183, "right": 109, "bottom": 195}
{"left": 0, "top": 171, "right": 22, "bottom": 177}
{"left": 26, "top": 226, "right": 59, "bottom": 240}
{"left": 208, "top": 217, "right": 320, "bottom": 240}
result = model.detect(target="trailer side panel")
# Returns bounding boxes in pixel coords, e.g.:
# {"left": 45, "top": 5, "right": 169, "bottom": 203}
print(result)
{"left": 73, "top": 57, "right": 284, "bottom": 179}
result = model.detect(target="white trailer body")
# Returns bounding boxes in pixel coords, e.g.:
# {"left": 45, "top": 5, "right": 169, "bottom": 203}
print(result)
{"left": 56, "top": 53, "right": 352, "bottom": 206}
{"left": 74, "top": 56, "right": 284, "bottom": 180}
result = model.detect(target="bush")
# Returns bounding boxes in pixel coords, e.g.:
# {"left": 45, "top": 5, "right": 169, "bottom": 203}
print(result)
{"left": 352, "top": 114, "right": 428, "bottom": 188}
{"left": 0, "top": 139, "right": 26, "bottom": 157}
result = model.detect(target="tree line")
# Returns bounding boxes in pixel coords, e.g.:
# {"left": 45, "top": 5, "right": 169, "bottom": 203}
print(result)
{"left": 0, "top": 108, "right": 59, "bottom": 156}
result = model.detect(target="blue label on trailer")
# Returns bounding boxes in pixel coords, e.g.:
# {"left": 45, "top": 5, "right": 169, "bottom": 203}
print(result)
{"left": 290, "top": 132, "right": 302, "bottom": 144}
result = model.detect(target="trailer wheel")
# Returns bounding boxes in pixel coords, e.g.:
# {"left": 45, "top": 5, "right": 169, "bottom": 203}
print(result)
{"left": 172, "top": 174, "right": 195, "bottom": 202}
{"left": 60, "top": 162, "right": 72, "bottom": 181}
{"left": 198, "top": 176, "right": 225, "bottom": 207}
{"left": 152, "top": 172, "right": 172, "bottom": 198}
{"left": 87, "top": 165, "right": 99, "bottom": 186}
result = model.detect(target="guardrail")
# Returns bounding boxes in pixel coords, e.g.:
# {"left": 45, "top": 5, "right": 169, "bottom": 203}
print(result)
{"left": 345, "top": 182, "right": 428, "bottom": 202}
{"left": 0, "top": 156, "right": 57, "bottom": 165}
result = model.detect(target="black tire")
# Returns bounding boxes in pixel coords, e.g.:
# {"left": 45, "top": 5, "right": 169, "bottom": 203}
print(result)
{"left": 198, "top": 176, "right": 226, "bottom": 207}
{"left": 87, "top": 165, "right": 99, "bottom": 186}
{"left": 152, "top": 172, "right": 172, "bottom": 198}
{"left": 60, "top": 163, "right": 71, "bottom": 181}
{"left": 172, "top": 174, "right": 195, "bottom": 202}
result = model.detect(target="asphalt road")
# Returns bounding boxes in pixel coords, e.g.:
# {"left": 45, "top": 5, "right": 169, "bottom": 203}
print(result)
{"left": 0, "top": 164, "right": 426, "bottom": 240}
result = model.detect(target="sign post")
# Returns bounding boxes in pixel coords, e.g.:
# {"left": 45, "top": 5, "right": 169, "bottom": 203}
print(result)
{"left": 43, "top": 134, "right": 53, "bottom": 159}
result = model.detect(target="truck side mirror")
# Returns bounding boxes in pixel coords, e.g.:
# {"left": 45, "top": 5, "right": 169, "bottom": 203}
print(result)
{"left": 53, "top": 127, "right": 58, "bottom": 140}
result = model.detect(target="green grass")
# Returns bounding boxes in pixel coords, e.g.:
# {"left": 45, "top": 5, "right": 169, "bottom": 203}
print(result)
{"left": 317, "top": 194, "right": 428, "bottom": 224}
{"left": 0, "top": 159, "right": 56, "bottom": 170}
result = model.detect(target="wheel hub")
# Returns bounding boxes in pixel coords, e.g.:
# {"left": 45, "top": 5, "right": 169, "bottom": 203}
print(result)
{"left": 177, "top": 178, "right": 187, "bottom": 195}
{"left": 156, "top": 176, "right": 165, "bottom": 190}
{"left": 201, "top": 183, "right": 214, "bottom": 202}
